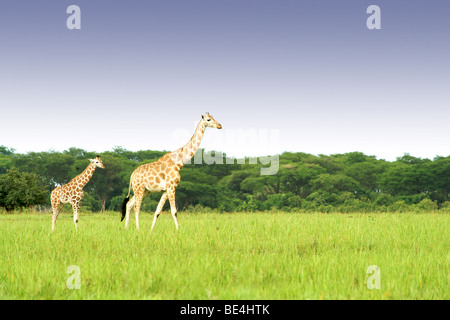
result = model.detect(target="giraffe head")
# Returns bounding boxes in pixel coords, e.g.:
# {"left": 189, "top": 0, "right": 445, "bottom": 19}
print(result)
{"left": 202, "top": 112, "right": 222, "bottom": 129}
{"left": 90, "top": 155, "right": 105, "bottom": 169}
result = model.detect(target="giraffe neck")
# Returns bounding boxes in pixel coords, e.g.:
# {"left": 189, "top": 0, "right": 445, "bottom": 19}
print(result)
{"left": 72, "top": 162, "right": 96, "bottom": 189}
{"left": 171, "top": 120, "right": 206, "bottom": 167}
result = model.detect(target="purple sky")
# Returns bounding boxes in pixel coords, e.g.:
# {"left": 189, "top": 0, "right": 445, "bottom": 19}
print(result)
{"left": 1, "top": 0, "right": 449, "bottom": 161}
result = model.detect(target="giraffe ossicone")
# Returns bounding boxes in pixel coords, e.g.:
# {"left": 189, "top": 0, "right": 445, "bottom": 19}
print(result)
{"left": 121, "top": 113, "right": 222, "bottom": 230}
{"left": 51, "top": 155, "right": 105, "bottom": 230}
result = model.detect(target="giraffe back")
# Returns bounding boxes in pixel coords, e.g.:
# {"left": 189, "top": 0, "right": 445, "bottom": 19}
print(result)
{"left": 132, "top": 153, "right": 182, "bottom": 193}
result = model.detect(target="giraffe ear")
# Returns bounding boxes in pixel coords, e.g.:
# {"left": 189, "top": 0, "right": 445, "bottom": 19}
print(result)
{"left": 201, "top": 115, "right": 204, "bottom": 119}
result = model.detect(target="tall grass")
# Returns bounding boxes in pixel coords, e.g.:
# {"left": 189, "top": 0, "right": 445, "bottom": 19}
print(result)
{"left": 0, "top": 211, "right": 448, "bottom": 299}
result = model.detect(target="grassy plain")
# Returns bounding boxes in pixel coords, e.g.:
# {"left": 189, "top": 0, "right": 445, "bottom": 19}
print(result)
{"left": 0, "top": 211, "right": 448, "bottom": 299}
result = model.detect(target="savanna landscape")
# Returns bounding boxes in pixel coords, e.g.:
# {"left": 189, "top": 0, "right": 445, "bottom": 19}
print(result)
{"left": 1, "top": 147, "right": 449, "bottom": 299}
{"left": 1, "top": 1, "right": 449, "bottom": 304}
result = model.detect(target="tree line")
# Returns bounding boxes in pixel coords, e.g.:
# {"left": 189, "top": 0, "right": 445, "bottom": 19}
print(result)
{"left": 0, "top": 145, "right": 449, "bottom": 213}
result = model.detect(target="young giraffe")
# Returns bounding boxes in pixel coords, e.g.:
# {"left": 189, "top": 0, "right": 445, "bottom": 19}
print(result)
{"left": 121, "top": 113, "right": 222, "bottom": 230}
{"left": 51, "top": 155, "right": 105, "bottom": 230}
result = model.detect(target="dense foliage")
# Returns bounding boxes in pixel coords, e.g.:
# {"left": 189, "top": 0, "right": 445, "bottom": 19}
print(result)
{"left": 0, "top": 145, "right": 448, "bottom": 213}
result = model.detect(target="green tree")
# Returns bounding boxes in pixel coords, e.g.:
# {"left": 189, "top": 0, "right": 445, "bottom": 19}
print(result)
{"left": 380, "top": 159, "right": 433, "bottom": 198}
{"left": 0, "top": 168, "right": 47, "bottom": 212}
{"left": 311, "top": 173, "right": 361, "bottom": 195}
{"left": 12, "top": 151, "right": 75, "bottom": 189}
{"left": 0, "top": 155, "right": 12, "bottom": 174}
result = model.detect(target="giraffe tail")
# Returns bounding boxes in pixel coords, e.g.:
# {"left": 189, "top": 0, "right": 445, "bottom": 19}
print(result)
{"left": 120, "top": 196, "right": 130, "bottom": 221}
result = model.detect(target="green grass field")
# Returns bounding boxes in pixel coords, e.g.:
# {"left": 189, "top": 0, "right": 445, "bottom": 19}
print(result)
{"left": 0, "top": 211, "right": 448, "bottom": 299}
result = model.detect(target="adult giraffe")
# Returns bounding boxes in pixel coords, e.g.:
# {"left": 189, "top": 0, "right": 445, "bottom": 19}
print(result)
{"left": 51, "top": 155, "right": 105, "bottom": 230}
{"left": 121, "top": 113, "right": 222, "bottom": 230}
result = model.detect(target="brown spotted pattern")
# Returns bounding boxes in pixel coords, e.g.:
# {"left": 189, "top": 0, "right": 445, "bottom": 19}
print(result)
{"left": 124, "top": 113, "right": 222, "bottom": 230}
{"left": 51, "top": 156, "right": 105, "bottom": 230}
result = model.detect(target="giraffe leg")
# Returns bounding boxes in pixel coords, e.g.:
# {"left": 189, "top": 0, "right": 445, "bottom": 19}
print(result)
{"left": 133, "top": 188, "right": 147, "bottom": 230}
{"left": 125, "top": 196, "right": 135, "bottom": 229}
{"left": 72, "top": 202, "right": 80, "bottom": 230}
{"left": 51, "top": 200, "right": 60, "bottom": 231}
{"left": 72, "top": 191, "right": 84, "bottom": 230}
{"left": 167, "top": 188, "right": 179, "bottom": 230}
{"left": 151, "top": 192, "right": 168, "bottom": 231}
